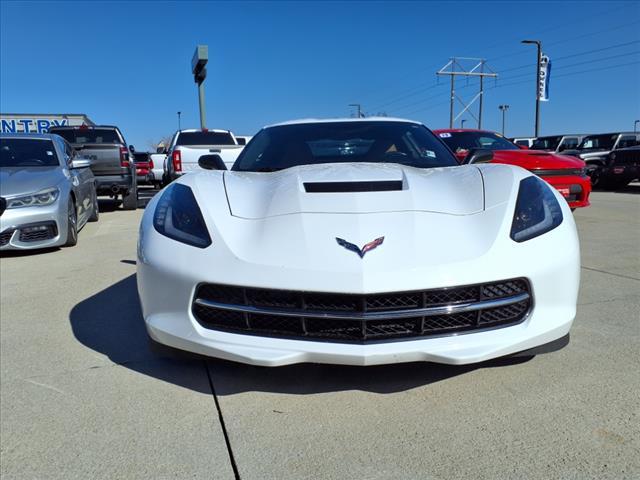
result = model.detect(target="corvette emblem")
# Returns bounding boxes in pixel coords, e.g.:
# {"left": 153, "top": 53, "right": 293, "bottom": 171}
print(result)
{"left": 336, "top": 237, "right": 385, "bottom": 258}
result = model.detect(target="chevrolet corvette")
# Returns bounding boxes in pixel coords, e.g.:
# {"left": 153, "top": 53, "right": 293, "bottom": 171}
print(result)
{"left": 137, "top": 118, "right": 579, "bottom": 366}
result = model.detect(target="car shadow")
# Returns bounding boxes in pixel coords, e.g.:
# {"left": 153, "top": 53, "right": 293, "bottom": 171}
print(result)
{"left": 70, "top": 273, "right": 533, "bottom": 396}
{"left": 0, "top": 247, "right": 60, "bottom": 257}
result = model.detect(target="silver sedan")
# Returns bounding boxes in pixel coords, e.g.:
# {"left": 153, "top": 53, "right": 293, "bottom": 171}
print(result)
{"left": 0, "top": 133, "right": 99, "bottom": 250}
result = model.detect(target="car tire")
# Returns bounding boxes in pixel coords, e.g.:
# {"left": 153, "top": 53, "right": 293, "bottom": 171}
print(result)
{"left": 122, "top": 186, "right": 137, "bottom": 210}
{"left": 64, "top": 198, "right": 78, "bottom": 247}
{"left": 586, "top": 163, "right": 603, "bottom": 188}
{"left": 88, "top": 189, "right": 99, "bottom": 222}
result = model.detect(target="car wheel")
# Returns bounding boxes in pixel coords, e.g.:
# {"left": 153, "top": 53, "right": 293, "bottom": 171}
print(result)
{"left": 586, "top": 163, "right": 603, "bottom": 188}
{"left": 88, "top": 189, "right": 99, "bottom": 222}
{"left": 64, "top": 198, "right": 78, "bottom": 247}
{"left": 122, "top": 186, "right": 137, "bottom": 210}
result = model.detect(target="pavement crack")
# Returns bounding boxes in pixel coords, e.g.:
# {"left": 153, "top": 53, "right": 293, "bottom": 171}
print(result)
{"left": 581, "top": 266, "right": 640, "bottom": 282}
{"left": 205, "top": 361, "right": 241, "bottom": 480}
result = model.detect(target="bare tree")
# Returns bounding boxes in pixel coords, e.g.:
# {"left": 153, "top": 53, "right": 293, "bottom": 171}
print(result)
{"left": 147, "top": 135, "right": 172, "bottom": 153}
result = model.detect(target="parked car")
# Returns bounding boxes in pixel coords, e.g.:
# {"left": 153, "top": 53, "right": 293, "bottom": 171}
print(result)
{"left": 0, "top": 133, "right": 98, "bottom": 250}
{"left": 510, "top": 137, "right": 535, "bottom": 148}
{"left": 562, "top": 132, "right": 640, "bottom": 187}
{"left": 164, "top": 129, "right": 244, "bottom": 183}
{"left": 434, "top": 129, "right": 591, "bottom": 209}
{"left": 593, "top": 146, "right": 640, "bottom": 189}
{"left": 133, "top": 152, "right": 154, "bottom": 185}
{"left": 138, "top": 118, "right": 578, "bottom": 366}
{"left": 149, "top": 146, "right": 167, "bottom": 189}
{"left": 530, "top": 135, "right": 587, "bottom": 153}
{"left": 49, "top": 125, "right": 137, "bottom": 210}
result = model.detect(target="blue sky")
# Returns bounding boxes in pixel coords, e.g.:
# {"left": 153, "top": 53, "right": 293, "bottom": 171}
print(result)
{"left": 1, "top": 1, "right": 639, "bottom": 148}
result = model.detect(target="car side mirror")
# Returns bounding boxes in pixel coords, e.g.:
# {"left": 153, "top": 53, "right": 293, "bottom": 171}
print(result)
{"left": 198, "top": 154, "right": 227, "bottom": 171}
{"left": 71, "top": 159, "right": 92, "bottom": 169}
{"left": 464, "top": 149, "right": 494, "bottom": 164}
{"left": 129, "top": 145, "right": 135, "bottom": 153}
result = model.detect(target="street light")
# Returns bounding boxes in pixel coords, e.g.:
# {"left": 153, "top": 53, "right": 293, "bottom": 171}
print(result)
{"left": 635, "top": 120, "right": 639, "bottom": 132}
{"left": 522, "top": 39, "right": 542, "bottom": 137}
{"left": 177, "top": 111, "right": 182, "bottom": 130}
{"left": 498, "top": 104, "right": 510, "bottom": 136}
{"left": 461, "top": 119, "right": 467, "bottom": 129}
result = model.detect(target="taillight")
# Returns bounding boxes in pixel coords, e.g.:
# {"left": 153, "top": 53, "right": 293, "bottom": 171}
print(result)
{"left": 172, "top": 150, "right": 182, "bottom": 172}
{"left": 120, "top": 146, "right": 130, "bottom": 167}
{"left": 149, "top": 158, "right": 154, "bottom": 169}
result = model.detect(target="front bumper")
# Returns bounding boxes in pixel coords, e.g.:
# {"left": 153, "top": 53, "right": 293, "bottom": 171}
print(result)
{"left": 0, "top": 201, "right": 68, "bottom": 250}
{"left": 137, "top": 207, "right": 580, "bottom": 367}
{"left": 541, "top": 175, "right": 591, "bottom": 209}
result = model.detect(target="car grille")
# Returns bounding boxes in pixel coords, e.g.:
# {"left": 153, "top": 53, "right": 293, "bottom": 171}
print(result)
{"left": 18, "top": 223, "right": 58, "bottom": 243}
{"left": 0, "top": 229, "right": 15, "bottom": 247}
{"left": 191, "top": 279, "right": 532, "bottom": 343}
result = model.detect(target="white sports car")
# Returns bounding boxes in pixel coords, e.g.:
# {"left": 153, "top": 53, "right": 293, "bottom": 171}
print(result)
{"left": 137, "top": 118, "right": 579, "bottom": 367}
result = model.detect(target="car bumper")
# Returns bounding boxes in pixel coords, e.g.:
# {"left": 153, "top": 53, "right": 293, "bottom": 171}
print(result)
{"left": 541, "top": 175, "right": 591, "bottom": 209}
{"left": 137, "top": 211, "right": 580, "bottom": 367}
{"left": 602, "top": 165, "right": 639, "bottom": 182}
{"left": 0, "top": 201, "right": 68, "bottom": 250}
{"left": 95, "top": 174, "right": 134, "bottom": 195}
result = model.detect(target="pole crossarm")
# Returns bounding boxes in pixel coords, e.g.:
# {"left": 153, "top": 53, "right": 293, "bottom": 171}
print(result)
{"left": 436, "top": 57, "right": 498, "bottom": 128}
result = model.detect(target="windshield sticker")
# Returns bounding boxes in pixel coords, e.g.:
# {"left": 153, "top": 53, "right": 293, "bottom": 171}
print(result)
{"left": 438, "top": 133, "right": 451, "bottom": 138}
{"left": 46, "top": 151, "right": 54, "bottom": 155}
{"left": 425, "top": 150, "right": 436, "bottom": 158}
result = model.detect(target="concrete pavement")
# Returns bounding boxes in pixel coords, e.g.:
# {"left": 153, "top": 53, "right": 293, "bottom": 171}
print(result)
{"left": 1, "top": 188, "right": 638, "bottom": 479}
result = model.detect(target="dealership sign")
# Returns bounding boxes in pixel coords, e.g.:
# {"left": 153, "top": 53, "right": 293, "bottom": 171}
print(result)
{"left": 539, "top": 55, "right": 551, "bottom": 102}
{"left": 0, "top": 113, "right": 94, "bottom": 134}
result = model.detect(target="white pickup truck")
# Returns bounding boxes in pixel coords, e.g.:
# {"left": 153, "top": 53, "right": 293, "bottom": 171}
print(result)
{"left": 164, "top": 129, "right": 244, "bottom": 183}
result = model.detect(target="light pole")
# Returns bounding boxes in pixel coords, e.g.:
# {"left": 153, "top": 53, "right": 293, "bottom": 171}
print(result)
{"left": 635, "top": 120, "right": 639, "bottom": 132}
{"left": 192, "top": 45, "right": 208, "bottom": 129}
{"left": 177, "top": 111, "right": 181, "bottom": 130}
{"left": 522, "top": 39, "right": 542, "bottom": 137}
{"left": 349, "top": 103, "right": 364, "bottom": 118}
{"left": 498, "top": 104, "right": 510, "bottom": 136}
{"left": 461, "top": 119, "right": 466, "bottom": 129}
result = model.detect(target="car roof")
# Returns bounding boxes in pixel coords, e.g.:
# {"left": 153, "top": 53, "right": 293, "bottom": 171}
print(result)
{"left": 48, "top": 124, "right": 119, "bottom": 129}
{"left": 265, "top": 117, "right": 421, "bottom": 128}
{"left": 432, "top": 128, "right": 500, "bottom": 134}
{"left": 177, "top": 129, "right": 232, "bottom": 134}
{"left": 0, "top": 132, "right": 58, "bottom": 140}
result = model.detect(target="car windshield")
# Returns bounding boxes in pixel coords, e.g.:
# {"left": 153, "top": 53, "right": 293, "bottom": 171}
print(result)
{"left": 176, "top": 132, "right": 235, "bottom": 146}
{"left": 437, "top": 131, "right": 519, "bottom": 152}
{"left": 577, "top": 134, "right": 617, "bottom": 151}
{"left": 234, "top": 121, "right": 457, "bottom": 172}
{"left": 51, "top": 128, "right": 122, "bottom": 145}
{"left": 531, "top": 136, "right": 562, "bottom": 150}
{"left": 0, "top": 138, "right": 60, "bottom": 167}
{"left": 133, "top": 152, "right": 150, "bottom": 162}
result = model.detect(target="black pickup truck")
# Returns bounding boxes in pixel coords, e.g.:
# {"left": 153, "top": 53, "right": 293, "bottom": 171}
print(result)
{"left": 49, "top": 125, "right": 137, "bottom": 210}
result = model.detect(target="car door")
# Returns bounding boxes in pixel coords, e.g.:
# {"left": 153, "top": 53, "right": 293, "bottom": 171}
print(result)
{"left": 63, "top": 139, "right": 93, "bottom": 224}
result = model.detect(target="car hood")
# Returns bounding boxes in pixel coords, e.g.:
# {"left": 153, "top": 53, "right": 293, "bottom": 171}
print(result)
{"left": 0, "top": 166, "right": 65, "bottom": 197}
{"left": 223, "top": 163, "right": 485, "bottom": 219}
{"left": 490, "top": 150, "right": 585, "bottom": 169}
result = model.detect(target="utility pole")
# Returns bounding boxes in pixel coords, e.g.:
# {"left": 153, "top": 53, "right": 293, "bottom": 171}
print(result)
{"left": 522, "top": 40, "right": 542, "bottom": 137}
{"left": 191, "top": 45, "right": 208, "bottom": 129}
{"left": 437, "top": 58, "right": 498, "bottom": 129}
{"left": 498, "top": 104, "right": 509, "bottom": 135}
{"left": 349, "top": 104, "right": 364, "bottom": 118}
{"left": 177, "top": 111, "right": 181, "bottom": 130}
{"left": 635, "top": 120, "right": 639, "bottom": 132}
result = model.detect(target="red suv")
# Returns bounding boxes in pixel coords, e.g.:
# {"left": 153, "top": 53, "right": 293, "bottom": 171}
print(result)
{"left": 434, "top": 129, "right": 591, "bottom": 209}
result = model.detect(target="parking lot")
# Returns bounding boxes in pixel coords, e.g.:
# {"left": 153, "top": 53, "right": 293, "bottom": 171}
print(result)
{"left": 0, "top": 187, "right": 638, "bottom": 480}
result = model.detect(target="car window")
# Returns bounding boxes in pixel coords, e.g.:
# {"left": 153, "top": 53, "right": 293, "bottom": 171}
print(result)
{"left": 176, "top": 131, "right": 235, "bottom": 146}
{"left": 235, "top": 122, "right": 457, "bottom": 172}
{"left": 618, "top": 136, "right": 638, "bottom": 148}
{"left": 0, "top": 138, "right": 60, "bottom": 167}
{"left": 50, "top": 128, "right": 122, "bottom": 145}
{"left": 438, "top": 131, "right": 519, "bottom": 152}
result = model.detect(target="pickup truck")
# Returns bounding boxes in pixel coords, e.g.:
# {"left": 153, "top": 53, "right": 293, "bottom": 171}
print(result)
{"left": 562, "top": 132, "right": 640, "bottom": 187}
{"left": 49, "top": 125, "right": 137, "bottom": 209}
{"left": 164, "top": 129, "right": 244, "bottom": 183}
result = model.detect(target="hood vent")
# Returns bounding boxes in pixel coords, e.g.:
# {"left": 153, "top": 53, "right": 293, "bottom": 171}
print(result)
{"left": 304, "top": 180, "right": 403, "bottom": 193}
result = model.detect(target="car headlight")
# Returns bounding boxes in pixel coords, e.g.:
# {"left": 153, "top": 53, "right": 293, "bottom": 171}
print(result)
{"left": 153, "top": 183, "right": 212, "bottom": 248}
{"left": 6, "top": 187, "right": 59, "bottom": 209}
{"left": 510, "top": 176, "right": 563, "bottom": 243}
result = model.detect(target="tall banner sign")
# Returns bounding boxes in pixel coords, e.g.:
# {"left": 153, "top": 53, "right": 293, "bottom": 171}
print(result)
{"left": 539, "top": 55, "right": 551, "bottom": 102}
